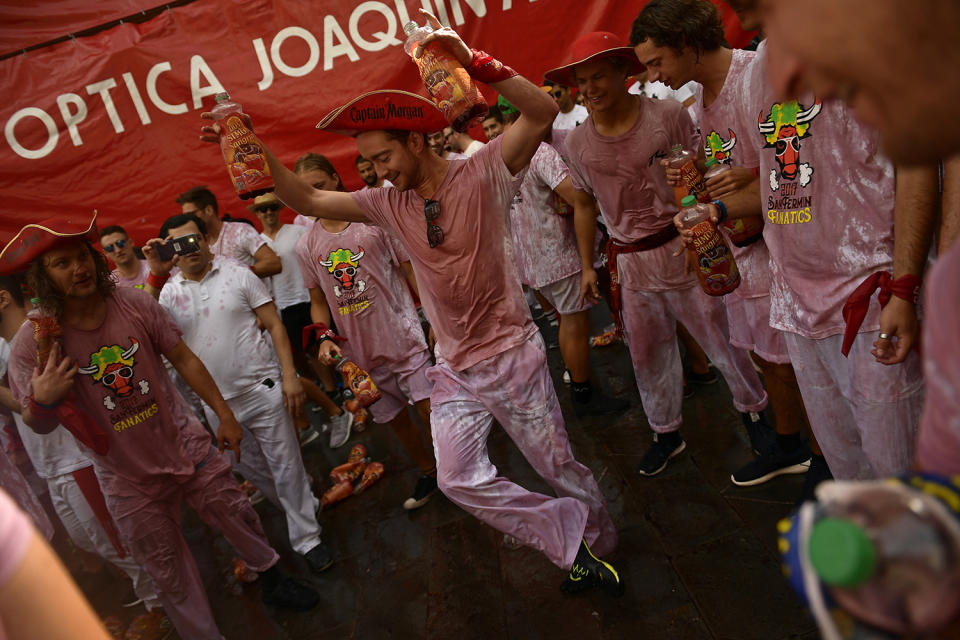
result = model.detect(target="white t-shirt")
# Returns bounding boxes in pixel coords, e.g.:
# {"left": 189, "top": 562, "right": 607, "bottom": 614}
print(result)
{"left": 159, "top": 258, "right": 280, "bottom": 399}
{"left": 462, "top": 140, "right": 485, "bottom": 157}
{"left": 360, "top": 179, "right": 394, "bottom": 191}
{"left": 0, "top": 337, "right": 90, "bottom": 479}
{"left": 553, "top": 104, "right": 589, "bottom": 131}
{"left": 261, "top": 225, "right": 310, "bottom": 310}
{"left": 628, "top": 80, "right": 697, "bottom": 103}
{"left": 209, "top": 220, "right": 266, "bottom": 267}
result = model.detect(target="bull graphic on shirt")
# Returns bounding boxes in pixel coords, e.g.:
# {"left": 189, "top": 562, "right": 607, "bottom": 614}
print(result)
{"left": 319, "top": 247, "right": 366, "bottom": 298}
{"left": 704, "top": 129, "right": 737, "bottom": 164}
{"left": 78, "top": 338, "right": 151, "bottom": 411}
{"left": 758, "top": 99, "right": 822, "bottom": 192}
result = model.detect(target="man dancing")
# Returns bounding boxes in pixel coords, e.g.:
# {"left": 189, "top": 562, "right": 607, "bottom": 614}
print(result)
{"left": 201, "top": 12, "right": 622, "bottom": 596}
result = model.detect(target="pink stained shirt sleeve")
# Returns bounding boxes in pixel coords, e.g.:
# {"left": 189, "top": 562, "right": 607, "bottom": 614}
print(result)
{"left": 236, "top": 262, "right": 276, "bottom": 311}
{"left": 534, "top": 143, "right": 570, "bottom": 193}
{"left": 239, "top": 222, "right": 268, "bottom": 262}
{"left": 0, "top": 486, "right": 34, "bottom": 589}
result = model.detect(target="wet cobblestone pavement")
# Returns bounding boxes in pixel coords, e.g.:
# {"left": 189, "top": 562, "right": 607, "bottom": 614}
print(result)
{"left": 62, "top": 305, "right": 817, "bottom": 639}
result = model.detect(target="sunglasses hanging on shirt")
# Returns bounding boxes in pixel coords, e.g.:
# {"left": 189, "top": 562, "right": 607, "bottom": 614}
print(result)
{"left": 423, "top": 199, "right": 443, "bottom": 248}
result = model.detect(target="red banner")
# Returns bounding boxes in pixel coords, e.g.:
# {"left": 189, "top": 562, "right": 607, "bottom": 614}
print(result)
{"left": 0, "top": 0, "right": 753, "bottom": 244}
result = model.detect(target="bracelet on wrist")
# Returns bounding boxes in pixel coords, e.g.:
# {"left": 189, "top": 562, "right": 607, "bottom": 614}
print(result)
{"left": 712, "top": 200, "right": 729, "bottom": 224}
{"left": 466, "top": 49, "right": 518, "bottom": 84}
{"left": 146, "top": 272, "right": 169, "bottom": 289}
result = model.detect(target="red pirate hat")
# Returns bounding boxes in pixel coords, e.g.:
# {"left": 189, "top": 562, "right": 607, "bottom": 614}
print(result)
{"left": 316, "top": 90, "right": 449, "bottom": 136}
{"left": 0, "top": 211, "right": 98, "bottom": 275}
{"left": 544, "top": 32, "right": 645, "bottom": 87}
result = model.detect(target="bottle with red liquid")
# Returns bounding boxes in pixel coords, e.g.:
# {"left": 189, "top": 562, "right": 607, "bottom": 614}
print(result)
{"left": 703, "top": 158, "right": 766, "bottom": 246}
{"left": 332, "top": 354, "right": 381, "bottom": 408}
{"left": 679, "top": 195, "right": 740, "bottom": 296}
{"left": 667, "top": 144, "right": 709, "bottom": 207}
{"left": 403, "top": 21, "right": 487, "bottom": 132}
{"left": 211, "top": 92, "right": 274, "bottom": 200}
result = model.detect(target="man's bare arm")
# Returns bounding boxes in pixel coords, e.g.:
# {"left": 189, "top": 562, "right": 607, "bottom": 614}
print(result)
{"left": 414, "top": 9, "right": 557, "bottom": 176}
{"left": 200, "top": 118, "right": 368, "bottom": 223}
{"left": 939, "top": 155, "right": 960, "bottom": 254}
{"left": 251, "top": 243, "right": 282, "bottom": 278}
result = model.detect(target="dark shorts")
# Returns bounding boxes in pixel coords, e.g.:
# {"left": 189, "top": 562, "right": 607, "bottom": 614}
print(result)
{"left": 281, "top": 301, "right": 312, "bottom": 354}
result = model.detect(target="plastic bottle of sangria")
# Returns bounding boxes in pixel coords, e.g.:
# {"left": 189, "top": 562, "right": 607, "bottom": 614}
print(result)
{"left": 403, "top": 21, "right": 488, "bottom": 132}
{"left": 332, "top": 354, "right": 381, "bottom": 408}
{"left": 678, "top": 195, "right": 740, "bottom": 296}
{"left": 667, "top": 144, "right": 709, "bottom": 207}
{"left": 703, "top": 158, "right": 765, "bottom": 246}
{"left": 805, "top": 477, "right": 960, "bottom": 635}
{"left": 211, "top": 93, "right": 274, "bottom": 200}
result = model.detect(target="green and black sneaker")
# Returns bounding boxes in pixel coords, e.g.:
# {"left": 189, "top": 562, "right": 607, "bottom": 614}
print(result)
{"left": 560, "top": 539, "right": 624, "bottom": 597}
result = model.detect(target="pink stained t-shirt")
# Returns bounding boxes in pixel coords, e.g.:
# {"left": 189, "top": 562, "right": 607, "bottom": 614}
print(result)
{"left": 737, "top": 43, "right": 896, "bottom": 339}
{"left": 209, "top": 220, "right": 266, "bottom": 266}
{"left": 564, "top": 95, "right": 702, "bottom": 243}
{"left": 112, "top": 260, "right": 150, "bottom": 290}
{"left": 915, "top": 241, "right": 960, "bottom": 474}
{"left": 564, "top": 96, "right": 701, "bottom": 293}
{"left": 7, "top": 288, "right": 213, "bottom": 515}
{"left": 509, "top": 142, "right": 582, "bottom": 289}
{"left": 295, "top": 222, "right": 428, "bottom": 371}
{"left": 696, "top": 48, "right": 770, "bottom": 300}
{"left": 350, "top": 137, "right": 534, "bottom": 372}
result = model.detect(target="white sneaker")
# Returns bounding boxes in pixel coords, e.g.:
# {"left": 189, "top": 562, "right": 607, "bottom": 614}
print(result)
{"left": 299, "top": 425, "right": 321, "bottom": 447}
{"left": 328, "top": 411, "right": 354, "bottom": 449}
{"left": 562, "top": 369, "right": 572, "bottom": 384}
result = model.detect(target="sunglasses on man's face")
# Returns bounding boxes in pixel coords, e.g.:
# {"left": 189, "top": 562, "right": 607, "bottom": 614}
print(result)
{"left": 256, "top": 204, "right": 281, "bottom": 213}
{"left": 424, "top": 199, "right": 443, "bottom": 248}
{"left": 102, "top": 239, "right": 128, "bottom": 253}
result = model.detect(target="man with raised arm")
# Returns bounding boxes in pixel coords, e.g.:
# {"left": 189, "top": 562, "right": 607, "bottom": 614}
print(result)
{"left": 201, "top": 11, "right": 622, "bottom": 596}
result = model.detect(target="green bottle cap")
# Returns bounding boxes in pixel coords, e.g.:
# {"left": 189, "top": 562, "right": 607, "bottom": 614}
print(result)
{"left": 671, "top": 143, "right": 683, "bottom": 152}
{"left": 705, "top": 158, "right": 718, "bottom": 167}
{"left": 681, "top": 195, "right": 697, "bottom": 208}
{"left": 215, "top": 92, "right": 230, "bottom": 102}
{"left": 808, "top": 517, "right": 877, "bottom": 588}
{"left": 403, "top": 21, "right": 418, "bottom": 34}
{"left": 30, "top": 297, "right": 41, "bottom": 306}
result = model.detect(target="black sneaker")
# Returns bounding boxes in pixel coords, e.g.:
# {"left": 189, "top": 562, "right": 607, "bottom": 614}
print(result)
{"left": 261, "top": 576, "right": 319, "bottom": 611}
{"left": 686, "top": 367, "right": 718, "bottom": 385}
{"left": 573, "top": 389, "right": 629, "bottom": 418}
{"left": 731, "top": 441, "right": 811, "bottom": 486}
{"left": 403, "top": 475, "right": 438, "bottom": 510}
{"left": 741, "top": 411, "right": 775, "bottom": 455}
{"left": 304, "top": 542, "right": 334, "bottom": 573}
{"left": 636, "top": 434, "right": 686, "bottom": 476}
{"left": 797, "top": 454, "right": 833, "bottom": 505}
{"left": 560, "top": 539, "right": 624, "bottom": 597}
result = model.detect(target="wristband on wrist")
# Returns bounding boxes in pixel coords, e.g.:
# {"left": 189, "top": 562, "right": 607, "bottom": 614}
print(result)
{"left": 467, "top": 49, "right": 518, "bottom": 84}
{"left": 28, "top": 395, "right": 61, "bottom": 419}
{"left": 712, "top": 200, "right": 728, "bottom": 224}
{"left": 146, "top": 272, "right": 169, "bottom": 289}
{"left": 250, "top": 265, "right": 257, "bottom": 274}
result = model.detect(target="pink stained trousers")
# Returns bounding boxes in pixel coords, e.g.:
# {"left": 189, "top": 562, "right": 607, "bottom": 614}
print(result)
{"left": 106, "top": 448, "right": 279, "bottom": 640}
{"left": 783, "top": 332, "right": 924, "bottom": 480}
{"left": 426, "top": 334, "right": 616, "bottom": 570}
{"left": 620, "top": 284, "right": 768, "bottom": 432}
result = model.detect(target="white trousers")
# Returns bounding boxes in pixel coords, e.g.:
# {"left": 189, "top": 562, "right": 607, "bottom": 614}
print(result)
{"left": 205, "top": 381, "right": 322, "bottom": 554}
